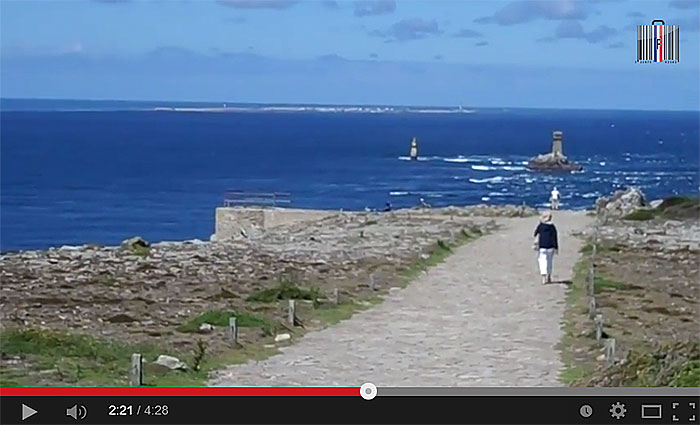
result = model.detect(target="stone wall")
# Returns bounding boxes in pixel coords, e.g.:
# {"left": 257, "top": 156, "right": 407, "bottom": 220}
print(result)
{"left": 213, "top": 207, "right": 334, "bottom": 241}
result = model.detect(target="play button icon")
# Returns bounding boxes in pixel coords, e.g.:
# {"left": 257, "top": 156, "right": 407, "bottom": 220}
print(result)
{"left": 22, "top": 404, "right": 38, "bottom": 420}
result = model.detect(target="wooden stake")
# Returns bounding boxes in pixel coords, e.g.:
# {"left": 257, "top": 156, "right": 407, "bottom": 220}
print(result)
{"left": 130, "top": 353, "right": 143, "bottom": 387}
{"left": 588, "top": 296, "right": 597, "bottom": 320}
{"left": 228, "top": 317, "right": 238, "bottom": 345}
{"left": 605, "top": 338, "right": 616, "bottom": 362}
{"left": 594, "top": 314, "right": 603, "bottom": 341}
{"left": 287, "top": 299, "right": 296, "bottom": 326}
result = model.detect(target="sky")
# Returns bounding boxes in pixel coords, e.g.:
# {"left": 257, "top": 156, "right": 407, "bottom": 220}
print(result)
{"left": 1, "top": 0, "right": 699, "bottom": 110}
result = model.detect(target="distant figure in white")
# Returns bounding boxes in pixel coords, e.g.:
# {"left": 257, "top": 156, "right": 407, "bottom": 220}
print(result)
{"left": 533, "top": 211, "right": 559, "bottom": 284}
{"left": 419, "top": 198, "right": 431, "bottom": 208}
{"left": 549, "top": 187, "right": 561, "bottom": 210}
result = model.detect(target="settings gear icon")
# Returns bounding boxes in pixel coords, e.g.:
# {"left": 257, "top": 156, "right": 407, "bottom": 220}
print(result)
{"left": 610, "top": 402, "right": 627, "bottom": 419}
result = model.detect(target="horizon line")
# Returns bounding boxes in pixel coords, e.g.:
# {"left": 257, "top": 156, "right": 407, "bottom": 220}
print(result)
{"left": 2, "top": 97, "right": 700, "bottom": 113}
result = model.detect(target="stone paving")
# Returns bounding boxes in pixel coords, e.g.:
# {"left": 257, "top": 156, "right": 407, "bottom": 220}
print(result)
{"left": 210, "top": 211, "right": 591, "bottom": 387}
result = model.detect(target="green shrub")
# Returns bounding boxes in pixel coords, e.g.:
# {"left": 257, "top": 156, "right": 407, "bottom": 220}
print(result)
{"left": 622, "top": 210, "right": 655, "bottom": 221}
{"left": 177, "top": 310, "right": 276, "bottom": 335}
{"left": 246, "top": 277, "right": 320, "bottom": 303}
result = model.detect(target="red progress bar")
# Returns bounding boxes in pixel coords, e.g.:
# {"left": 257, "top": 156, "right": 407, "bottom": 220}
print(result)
{"left": 0, "top": 387, "right": 359, "bottom": 397}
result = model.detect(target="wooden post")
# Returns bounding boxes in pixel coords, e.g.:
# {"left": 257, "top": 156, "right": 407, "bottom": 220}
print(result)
{"left": 333, "top": 288, "right": 339, "bottom": 305}
{"left": 287, "top": 299, "right": 296, "bottom": 326}
{"left": 588, "top": 296, "right": 597, "bottom": 319}
{"left": 605, "top": 338, "right": 616, "bottom": 362}
{"left": 594, "top": 314, "right": 603, "bottom": 341}
{"left": 130, "top": 353, "right": 143, "bottom": 387}
{"left": 369, "top": 274, "right": 376, "bottom": 291}
{"left": 228, "top": 317, "right": 238, "bottom": 345}
{"left": 587, "top": 267, "right": 595, "bottom": 296}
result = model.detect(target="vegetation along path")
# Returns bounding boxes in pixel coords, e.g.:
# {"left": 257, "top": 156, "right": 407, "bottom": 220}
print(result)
{"left": 210, "top": 211, "right": 592, "bottom": 386}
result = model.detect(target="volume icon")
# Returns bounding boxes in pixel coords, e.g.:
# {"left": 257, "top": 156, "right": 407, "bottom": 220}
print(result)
{"left": 66, "top": 404, "right": 87, "bottom": 420}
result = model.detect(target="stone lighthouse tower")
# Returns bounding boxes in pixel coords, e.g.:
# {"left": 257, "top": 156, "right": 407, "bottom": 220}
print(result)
{"left": 552, "top": 131, "right": 563, "bottom": 157}
{"left": 527, "top": 129, "right": 582, "bottom": 171}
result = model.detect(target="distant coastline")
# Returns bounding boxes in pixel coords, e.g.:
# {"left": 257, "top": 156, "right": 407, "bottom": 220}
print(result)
{"left": 2, "top": 98, "right": 699, "bottom": 114}
{"left": 152, "top": 105, "right": 477, "bottom": 114}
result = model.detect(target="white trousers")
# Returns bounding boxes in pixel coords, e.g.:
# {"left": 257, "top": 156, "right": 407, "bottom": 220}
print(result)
{"left": 538, "top": 248, "right": 554, "bottom": 276}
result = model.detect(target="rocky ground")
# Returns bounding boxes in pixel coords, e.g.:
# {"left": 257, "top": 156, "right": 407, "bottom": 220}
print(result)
{"left": 561, "top": 194, "right": 699, "bottom": 386}
{"left": 0, "top": 204, "right": 534, "bottom": 386}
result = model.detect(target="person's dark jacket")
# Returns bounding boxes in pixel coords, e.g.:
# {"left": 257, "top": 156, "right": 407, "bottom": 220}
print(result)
{"left": 534, "top": 222, "right": 558, "bottom": 249}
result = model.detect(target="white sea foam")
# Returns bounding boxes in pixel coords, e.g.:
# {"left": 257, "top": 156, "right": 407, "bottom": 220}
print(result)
{"left": 481, "top": 197, "right": 491, "bottom": 201}
{"left": 389, "top": 191, "right": 409, "bottom": 196}
{"left": 397, "top": 156, "right": 434, "bottom": 161}
{"left": 469, "top": 176, "right": 505, "bottom": 184}
{"left": 444, "top": 157, "right": 472, "bottom": 163}
{"left": 502, "top": 166, "right": 526, "bottom": 171}
{"left": 488, "top": 192, "right": 513, "bottom": 197}
{"left": 471, "top": 165, "right": 494, "bottom": 171}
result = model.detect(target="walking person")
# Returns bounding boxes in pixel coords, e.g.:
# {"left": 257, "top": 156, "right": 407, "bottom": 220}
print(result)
{"left": 549, "top": 186, "right": 561, "bottom": 210}
{"left": 533, "top": 211, "right": 558, "bottom": 284}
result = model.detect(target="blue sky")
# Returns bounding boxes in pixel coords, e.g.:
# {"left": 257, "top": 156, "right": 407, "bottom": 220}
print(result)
{"left": 1, "top": 0, "right": 699, "bottom": 110}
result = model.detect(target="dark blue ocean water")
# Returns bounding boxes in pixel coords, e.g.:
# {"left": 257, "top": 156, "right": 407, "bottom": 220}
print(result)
{"left": 1, "top": 99, "right": 698, "bottom": 251}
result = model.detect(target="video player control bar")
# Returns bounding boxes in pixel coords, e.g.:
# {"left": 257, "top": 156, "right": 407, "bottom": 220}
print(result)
{"left": 1, "top": 386, "right": 698, "bottom": 424}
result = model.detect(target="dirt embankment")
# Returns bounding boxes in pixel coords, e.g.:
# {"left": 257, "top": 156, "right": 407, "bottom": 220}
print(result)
{"left": 561, "top": 198, "right": 699, "bottom": 386}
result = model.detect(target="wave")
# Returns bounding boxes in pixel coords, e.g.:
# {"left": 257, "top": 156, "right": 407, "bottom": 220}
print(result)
{"left": 502, "top": 166, "right": 526, "bottom": 171}
{"left": 389, "top": 191, "right": 409, "bottom": 196}
{"left": 469, "top": 176, "right": 505, "bottom": 184}
{"left": 488, "top": 192, "right": 514, "bottom": 197}
{"left": 444, "top": 157, "right": 475, "bottom": 163}
{"left": 471, "top": 165, "right": 495, "bottom": 171}
{"left": 398, "top": 156, "right": 443, "bottom": 162}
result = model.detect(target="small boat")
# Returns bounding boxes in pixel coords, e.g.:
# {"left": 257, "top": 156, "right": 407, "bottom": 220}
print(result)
{"left": 409, "top": 137, "right": 419, "bottom": 160}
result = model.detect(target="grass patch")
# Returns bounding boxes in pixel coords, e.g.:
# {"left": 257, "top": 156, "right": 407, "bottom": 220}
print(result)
{"left": 558, "top": 253, "right": 598, "bottom": 385}
{"left": 314, "top": 295, "right": 383, "bottom": 326}
{"left": 623, "top": 209, "right": 655, "bottom": 221}
{"left": 594, "top": 277, "right": 628, "bottom": 291}
{"left": 623, "top": 196, "right": 699, "bottom": 221}
{"left": 131, "top": 245, "right": 150, "bottom": 257}
{"left": 658, "top": 196, "right": 697, "bottom": 210}
{"left": 0, "top": 327, "right": 282, "bottom": 387}
{"left": 559, "top": 351, "right": 590, "bottom": 385}
{"left": 177, "top": 310, "right": 278, "bottom": 336}
{"left": 576, "top": 341, "right": 700, "bottom": 387}
{"left": 246, "top": 277, "right": 320, "bottom": 304}
{"left": 401, "top": 229, "right": 477, "bottom": 283}
{"left": 670, "top": 360, "right": 700, "bottom": 387}
{"left": 0, "top": 328, "right": 197, "bottom": 386}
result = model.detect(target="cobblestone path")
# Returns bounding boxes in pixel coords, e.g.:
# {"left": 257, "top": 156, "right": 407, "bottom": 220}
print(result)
{"left": 210, "top": 211, "right": 591, "bottom": 386}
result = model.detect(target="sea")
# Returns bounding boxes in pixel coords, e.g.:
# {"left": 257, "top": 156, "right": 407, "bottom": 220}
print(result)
{"left": 1, "top": 98, "right": 698, "bottom": 252}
